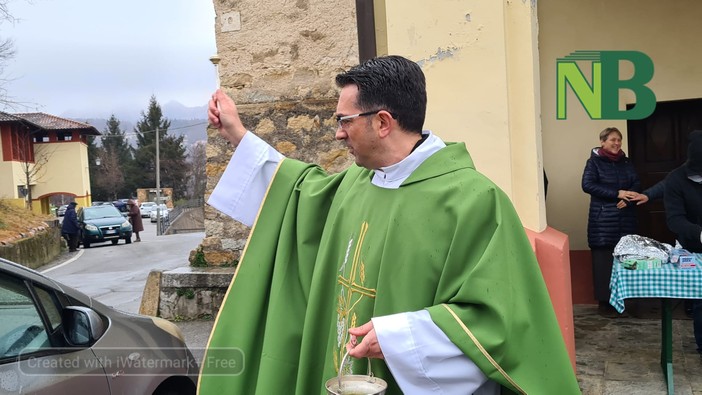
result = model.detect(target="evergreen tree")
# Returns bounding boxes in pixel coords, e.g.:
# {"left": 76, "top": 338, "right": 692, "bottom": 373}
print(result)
{"left": 102, "top": 115, "right": 132, "bottom": 164}
{"left": 159, "top": 133, "right": 189, "bottom": 200}
{"left": 100, "top": 115, "right": 133, "bottom": 198}
{"left": 132, "top": 95, "right": 188, "bottom": 200}
{"left": 87, "top": 135, "right": 107, "bottom": 201}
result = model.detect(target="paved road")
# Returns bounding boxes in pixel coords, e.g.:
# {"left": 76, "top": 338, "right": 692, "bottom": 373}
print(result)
{"left": 40, "top": 220, "right": 213, "bottom": 364}
{"left": 41, "top": 220, "right": 204, "bottom": 314}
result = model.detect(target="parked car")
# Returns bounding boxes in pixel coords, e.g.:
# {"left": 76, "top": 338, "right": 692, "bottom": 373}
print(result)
{"left": 57, "top": 204, "right": 68, "bottom": 217}
{"left": 140, "top": 202, "right": 157, "bottom": 218}
{"left": 78, "top": 205, "right": 133, "bottom": 248}
{"left": 150, "top": 204, "right": 170, "bottom": 223}
{"left": 112, "top": 200, "right": 129, "bottom": 217}
{"left": 0, "top": 257, "right": 198, "bottom": 394}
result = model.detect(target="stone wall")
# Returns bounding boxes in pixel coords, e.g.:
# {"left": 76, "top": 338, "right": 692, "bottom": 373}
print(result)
{"left": 0, "top": 221, "right": 62, "bottom": 269}
{"left": 137, "top": 188, "right": 174, "bottom": 208}
{"left": 157, "top": 267, "right": 235, "bottom": 320}
{"left": 200, "top": 0, "right": 359, "bottom": 265}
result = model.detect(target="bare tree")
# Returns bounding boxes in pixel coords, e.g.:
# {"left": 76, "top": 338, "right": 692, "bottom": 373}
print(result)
{"left": 13, "top": 129, "right": 54, "bottom": 209}
{"left": 94, "top": 147, "right": 125, "bottom": 201}
{"left": 0, "top": 2, "right": 13, "bottom": 20}
{"left": 0, "top": 1, "right": 18, "bottom": 109}
{"left": 186, "top": 140, "right": 206, "bottom": 200}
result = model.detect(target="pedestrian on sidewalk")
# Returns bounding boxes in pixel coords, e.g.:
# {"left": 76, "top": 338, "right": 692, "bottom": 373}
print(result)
{"left": 61, "top": 202, "right": 80, "bottom": 252}
{"left": 127, "top": 199, "right": 143, "bottom": 242}
{"left": 664, "top": 129, "right": 702, "bottom": 358}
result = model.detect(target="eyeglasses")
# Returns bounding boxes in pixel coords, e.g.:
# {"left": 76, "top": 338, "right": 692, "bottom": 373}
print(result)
{"left": 336, "top": 109, "right": 384, "bottom": 129}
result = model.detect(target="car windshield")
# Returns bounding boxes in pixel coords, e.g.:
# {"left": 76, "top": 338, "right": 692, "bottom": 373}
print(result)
{"left": 82, "top": 206, "right": 122, "bottom": 220}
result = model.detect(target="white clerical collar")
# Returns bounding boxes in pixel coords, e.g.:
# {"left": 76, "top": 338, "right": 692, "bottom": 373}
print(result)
{"left": 371, "top": 130, "right": 446, "bottom": 189}
{"left": 689, "top": 174, "right": 702, "bottom": 183}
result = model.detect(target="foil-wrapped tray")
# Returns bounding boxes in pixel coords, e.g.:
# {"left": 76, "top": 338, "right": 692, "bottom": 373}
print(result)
{"left": 613, "top": 234, "right": 673, "bottom": 263}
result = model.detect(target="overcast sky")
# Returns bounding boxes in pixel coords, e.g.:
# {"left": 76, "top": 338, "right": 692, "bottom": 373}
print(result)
{"left": 1, "top": 0, "right": 217, "bottom": 119}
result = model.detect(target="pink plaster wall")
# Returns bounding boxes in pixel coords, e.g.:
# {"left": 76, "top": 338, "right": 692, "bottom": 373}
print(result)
{"left": 524, "top": 226, "right": 577, "bottom": 371}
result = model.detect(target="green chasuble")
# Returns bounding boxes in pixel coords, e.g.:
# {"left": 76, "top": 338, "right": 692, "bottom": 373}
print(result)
{"left": 198, "top": 142, "right": 580, "bottom": 394}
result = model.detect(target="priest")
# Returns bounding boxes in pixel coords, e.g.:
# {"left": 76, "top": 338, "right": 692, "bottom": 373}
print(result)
{"left": 199, "top": 55, "right": 580, "bottom": 394}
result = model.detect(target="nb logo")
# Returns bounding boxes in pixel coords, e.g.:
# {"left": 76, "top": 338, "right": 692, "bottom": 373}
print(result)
{"left": 556, "top": 50, "right": 656, "bottom": 120}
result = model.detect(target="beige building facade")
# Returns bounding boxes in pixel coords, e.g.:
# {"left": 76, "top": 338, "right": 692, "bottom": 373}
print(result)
{"left": 375, "top": 0, "right": 547, "bottom": 231}
{"left": 0, "top": 113, "right": 99, "bottom": 213}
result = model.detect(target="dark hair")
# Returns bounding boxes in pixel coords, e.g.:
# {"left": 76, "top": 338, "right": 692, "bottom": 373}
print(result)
{"left": 335, "top": 55, "right": 426, "bottom": 134}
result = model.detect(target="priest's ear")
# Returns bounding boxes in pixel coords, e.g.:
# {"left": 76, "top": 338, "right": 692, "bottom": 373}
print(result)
{"left": 376, "top": 110, "right": 395, "bottom": 138}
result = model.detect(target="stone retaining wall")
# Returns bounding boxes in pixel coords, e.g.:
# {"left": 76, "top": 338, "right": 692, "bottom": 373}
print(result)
{"left": 0, "top": 220, "right": 62, "bottom": 269}
{"left": 153, "top": 266, "right": 235, "bottom": 320}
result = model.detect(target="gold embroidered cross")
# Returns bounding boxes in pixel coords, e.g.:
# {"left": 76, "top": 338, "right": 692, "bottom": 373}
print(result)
{"left": 338, "top": 221, "right": 377, "bottom": 303}
{"left": 335, "top": 221, "right": 377, "bottom": 371}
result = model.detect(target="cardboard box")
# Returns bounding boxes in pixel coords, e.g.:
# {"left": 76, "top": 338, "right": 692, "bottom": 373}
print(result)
{"left": 671, "top": 249, "right": 698, "bottom": 270}
{"left": 621, "top": 258, "right": 662, "bottom": 270}
{"left": 676, "top": 254, "right": 697, "bottom": 269}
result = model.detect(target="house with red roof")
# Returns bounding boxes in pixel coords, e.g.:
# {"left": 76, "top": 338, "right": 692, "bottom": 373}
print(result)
{"left": 0, "top": 112, "right": 100, "bottom": 213}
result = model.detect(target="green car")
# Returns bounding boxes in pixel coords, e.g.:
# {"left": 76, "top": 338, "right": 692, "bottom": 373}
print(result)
{"left": 78, "top": 205, "right": 133, "bottom": 248}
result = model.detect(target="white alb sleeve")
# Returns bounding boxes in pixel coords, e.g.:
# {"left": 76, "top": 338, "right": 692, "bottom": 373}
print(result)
{"left": 372, "top": 310, "right": 499, "bottom": 395}
{"left": 207, "top": 132, "right": 283, "bottom": 226}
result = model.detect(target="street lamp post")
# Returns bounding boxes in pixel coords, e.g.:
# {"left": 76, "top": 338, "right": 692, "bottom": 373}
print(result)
{"left": 155, "top": 126, "right": 161, "bottom": 236}
{"left": 93, "top": 157, "right": 101, "bottom": 205}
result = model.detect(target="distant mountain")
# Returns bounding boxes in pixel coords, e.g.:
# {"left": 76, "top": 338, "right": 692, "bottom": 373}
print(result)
{"left": 162, "top": 101, "right": 208, "bottom": 120}
{"left": 62, "top": 101, "right": 208, "bottom": 148}
{"left": 80, "top": 118, "right": 207, "bottom": 148}
{"left": 61, "top": 101, "right": 208, "bottom": 123}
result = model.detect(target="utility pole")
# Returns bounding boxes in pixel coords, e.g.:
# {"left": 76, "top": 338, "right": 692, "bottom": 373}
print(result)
{"left": 155, "top": 125, "right": 161, "bottom": 235}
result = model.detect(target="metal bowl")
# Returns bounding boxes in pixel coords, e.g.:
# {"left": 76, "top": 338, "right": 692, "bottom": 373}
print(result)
{"left": 325, "top": 351, "right": 387, "bottom": 395}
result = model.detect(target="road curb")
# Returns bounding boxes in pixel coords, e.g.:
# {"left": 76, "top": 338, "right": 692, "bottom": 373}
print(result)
{"left": 139, "top": 270, "right": 162, "bottom": 316}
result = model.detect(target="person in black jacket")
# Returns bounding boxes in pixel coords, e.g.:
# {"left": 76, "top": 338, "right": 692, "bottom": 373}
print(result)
{"left": 582, "top": 127, "right": 641, "bottom": 315}
{"left": 632, "top": 178, "right": 665, "bottom": 205}
{"left": 61, "top": 202, "right": 81, "bottom": 252}
{"left": 664, "top": 130, "right": 702, "bottom": 357}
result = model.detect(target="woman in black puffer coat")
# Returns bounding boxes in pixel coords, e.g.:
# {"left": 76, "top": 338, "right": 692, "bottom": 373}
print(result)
{"left": 581, "top": 127, "right": 641, "bottom": 308}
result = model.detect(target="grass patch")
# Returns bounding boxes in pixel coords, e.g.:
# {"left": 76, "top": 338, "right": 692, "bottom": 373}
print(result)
{"left": 0, "top": 200, "right": 54, "bottom": 244}
{"left": 176, "top": 288, "right": 196, "bottom": 299}
{"left": 190, "top": 247, "right": 207, "bottom": 267}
